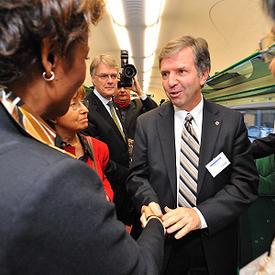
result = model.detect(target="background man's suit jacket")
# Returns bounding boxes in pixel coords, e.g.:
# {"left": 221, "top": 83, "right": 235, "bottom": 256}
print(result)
{"left": 115, "top": 96, "right": 158, "bottom": 139}
{"left": 127, "top": 100, "right": 259, "bottom": 275}
{"left": 82, "top": 89, "right": 131, "bottom": 223}
{"left": 0, "top": 104, "right": 164, "bottom": 274}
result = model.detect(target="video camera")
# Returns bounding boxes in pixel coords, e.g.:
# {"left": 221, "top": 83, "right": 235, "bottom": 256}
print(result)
{"left": 118, "top": 50, "right": 137, "bottom": 88}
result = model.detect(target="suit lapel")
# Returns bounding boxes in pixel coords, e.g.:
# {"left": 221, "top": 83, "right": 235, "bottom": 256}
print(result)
{"left": 197, "top": 99, "right": 222, "bottom": 195}
{"left": 88, "top": 91, "right": 127, "bottom": 144}
{"left": 156, "top": 103, "right": 177, "bottom": 201}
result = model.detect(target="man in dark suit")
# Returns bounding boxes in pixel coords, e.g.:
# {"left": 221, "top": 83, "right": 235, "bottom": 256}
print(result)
{"left": 127, "top": 35, "right": 259, "bottom": 275}
{"left": 82, "top": 54, "right": 131, "bottom": 224}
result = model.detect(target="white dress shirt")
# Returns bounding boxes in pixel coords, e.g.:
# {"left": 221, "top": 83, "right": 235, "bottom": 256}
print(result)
{"left": 93, "top": 89, "right": 125, "bottom": 135}
{"left": 174, "top": 95, "right": 207, "bottom": 228}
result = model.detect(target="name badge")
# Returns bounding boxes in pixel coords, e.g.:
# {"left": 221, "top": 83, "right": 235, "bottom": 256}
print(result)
{"left": 205, "top": 152, "right": 230, "bottom": 178}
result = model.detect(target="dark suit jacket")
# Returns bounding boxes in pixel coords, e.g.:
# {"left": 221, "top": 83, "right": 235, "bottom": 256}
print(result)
{"left": 250, "top": 133, "right": 275, "bottom": 159}
{"left": 127, "top": 100, "right": 259, "bottom": 275}
{"left": 0, "top": 103, "right": 165, "bottom": 274}
{"left": 82, "top": 88, "right": 131, "bottom": 223}
{"left": 115, "top": 96, "right": 158, "bottom": 139}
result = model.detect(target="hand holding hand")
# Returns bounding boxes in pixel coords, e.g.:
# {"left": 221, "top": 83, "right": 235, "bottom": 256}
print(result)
{"left": 141, "top": 201, "right": 162, "bottom": 217}
{"left": 140, "top": 203, "right": 166, "bottom": 235}
{"left": 162, "top": 206, "right": 201, "bottom": 239}
{"left": 140, "top": 202, "right": 163, "bottom": 228}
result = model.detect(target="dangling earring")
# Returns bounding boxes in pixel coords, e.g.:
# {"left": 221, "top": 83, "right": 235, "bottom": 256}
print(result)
{"left": 42, "top": 71, "right": 55, "bottom": 82}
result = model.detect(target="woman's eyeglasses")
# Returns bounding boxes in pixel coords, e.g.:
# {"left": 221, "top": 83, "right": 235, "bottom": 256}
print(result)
{"left": 70, "top": 99, "right": 89, "bottom": 111}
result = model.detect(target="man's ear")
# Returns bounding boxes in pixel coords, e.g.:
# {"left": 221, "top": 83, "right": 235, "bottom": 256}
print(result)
{"left": 91, "top": 74, "right": 96, "bottom": 85}
{"left": 41, "top": 37, "right": 59, "bottom": 77}
{"left": 199, "top": 69, "right": 209, "bottom": 87}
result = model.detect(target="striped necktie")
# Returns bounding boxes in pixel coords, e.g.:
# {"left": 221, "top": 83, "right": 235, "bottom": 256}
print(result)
{"left": 178, "top": 113, "right": 200, "bottom": 208}
{"left": 107, "top": 101, "right": 126, "bottom": 142}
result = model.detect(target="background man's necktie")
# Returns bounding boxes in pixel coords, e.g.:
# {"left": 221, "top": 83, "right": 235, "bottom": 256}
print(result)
{"left": 178, "top": 113, "right": 200, "bottom": 208}
{"left": 107, "top": 101, "right": 126, "bottom": 142}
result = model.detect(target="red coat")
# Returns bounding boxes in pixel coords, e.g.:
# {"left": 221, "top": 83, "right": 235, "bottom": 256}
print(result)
{"left": 63, "top": 135, "right": 114, "bottom": 202}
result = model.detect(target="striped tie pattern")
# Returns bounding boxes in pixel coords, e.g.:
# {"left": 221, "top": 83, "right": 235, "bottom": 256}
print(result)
{"left": 107, "top": 101, "right": 126, "bottom": 142}
{"left": 178, "top": 113, "right": 200, "bottom": 208}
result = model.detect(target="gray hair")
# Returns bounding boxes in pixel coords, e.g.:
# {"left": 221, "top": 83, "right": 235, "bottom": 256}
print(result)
{"left": 90, "top": 54, "right": 119, "bottom": 75}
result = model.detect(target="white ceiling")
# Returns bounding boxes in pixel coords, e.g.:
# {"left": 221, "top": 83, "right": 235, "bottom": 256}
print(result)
{"left": 85, "top": 0, "right": 272, "bottom": 104}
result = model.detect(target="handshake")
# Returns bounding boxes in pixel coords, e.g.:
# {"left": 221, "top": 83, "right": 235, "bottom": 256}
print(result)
{"left": 140, "top": 201, "right": 202, "bottom": 239}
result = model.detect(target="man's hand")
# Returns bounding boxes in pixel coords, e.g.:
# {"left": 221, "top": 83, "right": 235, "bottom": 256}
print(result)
{"left": 140, "top": 202, "right": 163, "bottom": 228}
{"left": 132, "top": 77, "right": 144, "bottom": 97}
{"left": 162, "top": 206, "right": 201, "bottom": 239}
{"left": 141, "top": 202, "right": 162, "bottom": 216}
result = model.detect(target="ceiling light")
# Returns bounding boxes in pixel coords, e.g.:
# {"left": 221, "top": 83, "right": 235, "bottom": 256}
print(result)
{"left": 144, "top": 54, "right": 155, "bottom": 72}
{"left": 145, "top": 0, "right": 165, "bottom": 26}
{"left": 144, "top": 24, "right": 160, "bottom": 57}
{"left": 143, "top": 0, "right": 165, "bottom": 92}
{"left": 113, "top": 24, "right": 133, "bottom": 56}
{"left": 106, "top": 0, "right": 133, "bottom": 61}
{"left": 143, "top": 70, "right": 152, "bottom": 92}
{"left": 106, "top": 0, "right": 125, "bottom": 25}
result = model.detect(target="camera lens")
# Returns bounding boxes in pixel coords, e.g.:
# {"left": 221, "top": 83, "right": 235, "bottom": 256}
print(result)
{"left": 124, "top": 64, "right": 137, "bottom": 78}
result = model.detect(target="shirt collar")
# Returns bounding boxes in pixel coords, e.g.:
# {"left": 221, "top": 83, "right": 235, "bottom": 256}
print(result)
{"left": 0, "top": 88, "right": 75, "bottom": 157}
{"left": 93, "top": 88, "right": 112, "bottom": 106}
{"left": 173, "top": 94, "right": 203, "bottom": 126}
{"left": 55, "top": 133, "right": 93, "bottom": 162}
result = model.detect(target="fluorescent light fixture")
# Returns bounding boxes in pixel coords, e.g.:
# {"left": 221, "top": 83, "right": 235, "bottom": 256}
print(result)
{"left": 106, "top": 0, "right": 125, "bottom": 25}
{"left": 145, "top": 0, "right": 165, "bottom": 26}
{"left": 144, "top": 54, "right": 155, "bottom": 72}
{"left": 143, "top": 70, "right": 152, "bottom": 92}
{"left": 106, "top": 0, "right": 134, "bottom": 61}
{"left": 144, "top": 24, "right": 160, "bottom": 57}
{"left": 143, "top": 0, "right": 165, "bottom": 92}
{"left": 106, "top": 0, "right": 165, "bottom": 92}
{"left": 113, "top": 24, "right": 133, "bottom": 56}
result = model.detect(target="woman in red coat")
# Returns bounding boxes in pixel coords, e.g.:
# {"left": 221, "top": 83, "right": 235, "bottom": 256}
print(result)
{"left": 52, "top": 86, "right": 114, "bottom": 201}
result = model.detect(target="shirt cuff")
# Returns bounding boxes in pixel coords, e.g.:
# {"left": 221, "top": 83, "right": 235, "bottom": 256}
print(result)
{"left": 139, "top": 94, "right": 147, "bottom": 101}
{"left": 193, "top": 207, "right": 207, "bottom": 229}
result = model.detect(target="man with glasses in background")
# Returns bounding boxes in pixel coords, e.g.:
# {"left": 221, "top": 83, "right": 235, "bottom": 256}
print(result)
{"left": 82, "top": 54, "right": 132, "bottom": 225}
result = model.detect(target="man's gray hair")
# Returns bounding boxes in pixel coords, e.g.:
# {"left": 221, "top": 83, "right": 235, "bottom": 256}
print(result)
{"left": 90, "top": 54, "right": 119, "bottom": 75}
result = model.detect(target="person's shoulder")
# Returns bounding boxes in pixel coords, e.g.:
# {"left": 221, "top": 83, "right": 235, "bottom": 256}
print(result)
{"left": 205, "top": 100, "right": 242, "bottom": 117}
{"left": 84, "top": 85, "right": 94, "bottom": 96}
{"left": 1, "top": 134, "right": 100, "bottom": 198}
{"left": 88, "top": 136, "right": 109, "bottom": 152}
{"left": 85, "top": 86, "right": 98, "bottom": 103}
{"left": 129, "top": 98, "right": 143, "bottom": 109}
{"left": 131, "top": 97, "right": 142, "bottom": 104}
{"left": 138, "top": 101, "right": 171, "bottom": 119}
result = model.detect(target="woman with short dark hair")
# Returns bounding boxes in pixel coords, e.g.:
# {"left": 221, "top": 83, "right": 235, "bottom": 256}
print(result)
{"left": 0, "top": 1, "right": 165, "bottom": 274}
